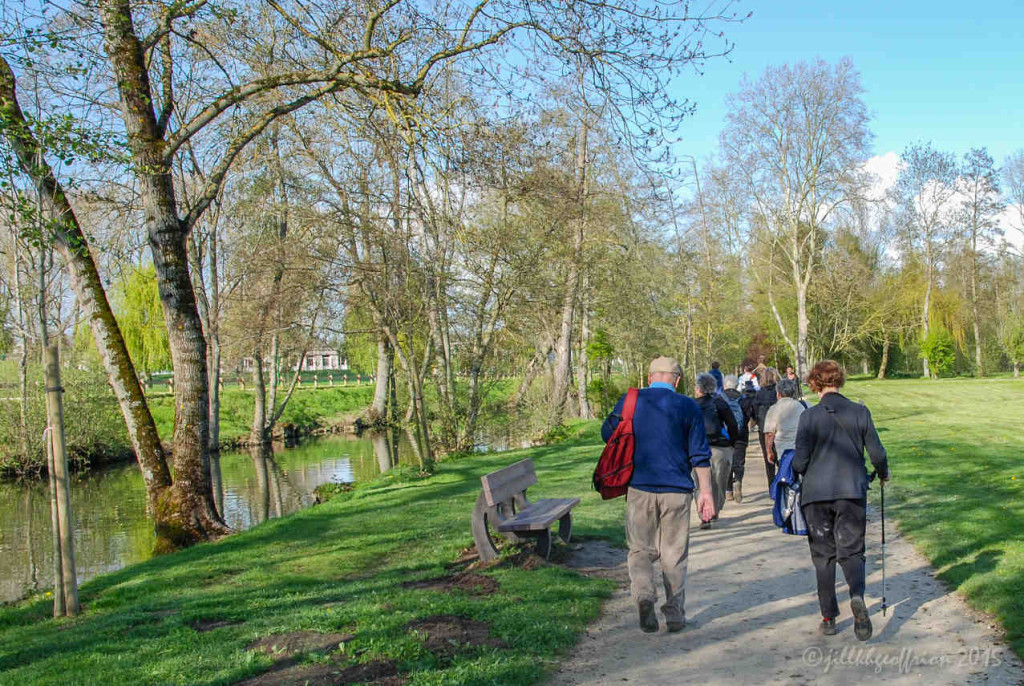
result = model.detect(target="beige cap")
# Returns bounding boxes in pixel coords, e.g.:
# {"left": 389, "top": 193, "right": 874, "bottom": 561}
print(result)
{"left": 649, "top": 356, "right": 682, "bottom": 375}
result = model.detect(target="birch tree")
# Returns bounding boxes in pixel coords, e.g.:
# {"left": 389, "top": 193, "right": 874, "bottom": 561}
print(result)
{"left": 890, "top": 142, "right": 958, "bottom": 378}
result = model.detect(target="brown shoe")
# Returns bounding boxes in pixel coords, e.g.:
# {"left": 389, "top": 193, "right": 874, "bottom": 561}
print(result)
{"left": 638, "top": 600, "right": 659, "bottom": 633}
{"left": 851, "top": 596, "right": 872, "bottom": 641}
{"left": 664, "top": 607, "right": 686, "bottom": 633}
{"left": 726, "top": 491, "right": 734, "bottom": 501}
{"left": 734, "top": 482, "right": 743, "bottom": 504}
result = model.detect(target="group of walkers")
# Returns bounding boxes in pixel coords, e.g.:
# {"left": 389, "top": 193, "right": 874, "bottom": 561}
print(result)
{"left": 601, "top": 355, "right": 890, "bottom": 640}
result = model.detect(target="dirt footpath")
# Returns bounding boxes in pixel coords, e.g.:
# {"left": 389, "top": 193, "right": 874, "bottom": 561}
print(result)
{"left": 555, "top": 469, "right": 1024, "bottom": 685}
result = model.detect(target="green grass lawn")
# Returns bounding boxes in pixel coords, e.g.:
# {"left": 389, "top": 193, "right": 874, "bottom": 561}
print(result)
{"left": 0, "top": 425, "right": 623, "bottom": 686}
{"left": 148, "top": 385, "right": 376, "bottom": 445}
{"left": 841, "top": 377, "right": 1024, "bottom": 658}
{"left": 1, "top": 377, "right": 1021, "bottom": 684}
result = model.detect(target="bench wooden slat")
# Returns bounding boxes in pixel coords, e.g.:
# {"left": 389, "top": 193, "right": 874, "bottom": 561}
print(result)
{"left": 480, "top": 459, "right": 538, "bottom": 506}
{"left": 497, "top": 497, "right": 580, "bottom": 532}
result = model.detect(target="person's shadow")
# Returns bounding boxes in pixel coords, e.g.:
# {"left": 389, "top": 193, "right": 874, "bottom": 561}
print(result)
{"left": 872, "top": 549, "right": 1002, "bottom": 641}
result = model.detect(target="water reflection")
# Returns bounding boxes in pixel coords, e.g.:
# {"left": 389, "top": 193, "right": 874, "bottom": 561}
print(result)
{"left": 0, "top": 431, "right": 417, "bottom": 604}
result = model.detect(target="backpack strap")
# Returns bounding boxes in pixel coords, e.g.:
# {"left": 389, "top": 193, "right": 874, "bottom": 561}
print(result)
{"left": 825, "top": 406, "right": 862, "bottom": 455}
{"left": 622, "top": 388, "right": 639, "bottom": 421}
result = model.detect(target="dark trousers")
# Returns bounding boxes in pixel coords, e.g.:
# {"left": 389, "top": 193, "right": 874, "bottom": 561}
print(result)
{"left": 802, "top": 498, "right": 867, "bottom": 619}
{"left": 727, "top": 440, "right": 747, "bottom": 490}
{"left": 757, "top": 430, "right": 775, "bottom": 488}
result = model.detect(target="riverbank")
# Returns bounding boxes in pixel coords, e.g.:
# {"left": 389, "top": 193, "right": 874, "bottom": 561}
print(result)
{"left": 149, "top": 385, "right": 376, "bottom": 448}
{"left": 0, "top": 431, "right": 423, "bottom": 605}
{"left": 0, "top": 424, "right": 618, "bottom": 685}
{"left": 0, "top": 385, "right": 375, "bottom": 479}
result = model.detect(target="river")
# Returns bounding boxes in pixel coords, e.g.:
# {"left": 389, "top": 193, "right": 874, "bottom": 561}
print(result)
{"left": 0, "top": 430, "right": 424, "bottom": 604}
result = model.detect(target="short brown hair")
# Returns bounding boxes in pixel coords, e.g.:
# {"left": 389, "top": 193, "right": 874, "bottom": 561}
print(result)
{"left": 807, "top": 360, "right": 845, "bottom": 392}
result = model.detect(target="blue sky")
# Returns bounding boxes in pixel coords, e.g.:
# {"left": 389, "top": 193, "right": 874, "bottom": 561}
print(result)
{"left": 670, "top": 0, "right": 1024, "bottom": 167}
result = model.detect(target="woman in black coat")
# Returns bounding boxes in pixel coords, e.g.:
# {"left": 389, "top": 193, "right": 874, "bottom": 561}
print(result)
{"left": 793, "top": 360, "right": 890, "bottom": 641}
{"left": 753, "top": 367, "right": 780, "bottom": 489}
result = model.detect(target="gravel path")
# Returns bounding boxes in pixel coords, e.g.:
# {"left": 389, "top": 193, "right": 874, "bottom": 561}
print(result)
{"left": 555, "top": 468, "right": 1024, "bottom": 685}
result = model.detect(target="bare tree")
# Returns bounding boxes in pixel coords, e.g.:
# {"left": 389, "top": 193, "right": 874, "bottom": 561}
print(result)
{"left": 720, "top": 58, "right": 871, "bottom": 377}
{"left": 1003, "top": 150, "right": 1024, "bottom": 244}
{"left": 958, "top": 147, "right": 1003, "bottom": 375}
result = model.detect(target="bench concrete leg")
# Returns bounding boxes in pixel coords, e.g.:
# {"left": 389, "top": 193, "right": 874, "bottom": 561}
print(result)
{"left": 471, "top": 492, "right": 500, "bottom": 563}
{"left": 558, "top": 512, "right": 573, "bottom": 544}
{"left": 535, "top": 528, "right": 553, "bottom": 560}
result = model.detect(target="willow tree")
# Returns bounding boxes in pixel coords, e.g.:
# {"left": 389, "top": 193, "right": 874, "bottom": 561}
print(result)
{"left": 113, "top": 265, "right": 171, "bottom": 383}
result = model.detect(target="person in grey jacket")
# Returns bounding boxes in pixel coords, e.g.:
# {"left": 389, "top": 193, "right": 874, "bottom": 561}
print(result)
{"left": 793, "top": 360, "right": 890, "bottom": 641}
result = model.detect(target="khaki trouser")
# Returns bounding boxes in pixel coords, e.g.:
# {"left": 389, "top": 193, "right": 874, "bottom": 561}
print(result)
{"left": 709, "top": 445, "right": 733, "bottom": 515}
{"left": 691, "top": 446, "right": 733, "bottom": 516}
{"left": 625, "top": 487, "right": 693, "bottom": 617}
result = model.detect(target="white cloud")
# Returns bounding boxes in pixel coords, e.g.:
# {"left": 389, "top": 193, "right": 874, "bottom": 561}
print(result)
{"left": 861, "top": 151, "right": 1024, "bottom": 253}
{"left": 863, "top": 151, "right": 901, "bottom": 202}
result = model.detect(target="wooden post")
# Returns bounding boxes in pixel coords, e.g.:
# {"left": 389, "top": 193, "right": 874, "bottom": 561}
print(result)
{"left": 44, "top": 345, "right": 79, "bottom": 616}
{"left": 44, "top": 430, "right": 64, "bottom": 616}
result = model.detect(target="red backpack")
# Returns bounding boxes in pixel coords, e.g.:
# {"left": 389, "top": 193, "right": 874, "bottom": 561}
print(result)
{"left": 592, "top": 388, "right": 639, "bottom": 500}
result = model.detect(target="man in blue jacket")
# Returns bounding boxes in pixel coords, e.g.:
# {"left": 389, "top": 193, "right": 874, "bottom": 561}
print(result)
{"left": 709, "top": 360, "right": 725, "bottom": 392}
{"left": 602, "top": 356, "right": 715, "bottom": 634}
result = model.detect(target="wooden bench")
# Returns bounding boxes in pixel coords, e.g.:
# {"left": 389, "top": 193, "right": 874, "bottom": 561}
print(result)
{"left": 471, "top": 458, "right": 580, "bottom": 562}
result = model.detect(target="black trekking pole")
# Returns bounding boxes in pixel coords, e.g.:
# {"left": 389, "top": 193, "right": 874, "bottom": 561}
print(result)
{"left": 869, "top": 470, "right": 887, "bottom": 617}
{"left": 880, "top": 477, "right": 887, "bottom": 616}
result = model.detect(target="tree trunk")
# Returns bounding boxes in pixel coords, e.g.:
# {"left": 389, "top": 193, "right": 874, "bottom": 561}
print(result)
{"left": 189, "top": 223, "right": 223, "bottom": 455}
{"left": 922, "top": 245, "right": 933, "bottom": 379}
{"left": 208, "top": 227, "right": 222, "bottom": 452}
{"left": 427, "top": 277, "right": 457, "bottom": 443}
{"left": 972, "top": 317, "right": 983, "bottom": 376}
{"left": 150, "top": 217, "right": 226, "bottom": 547}
{"left": 793, "top": 228, "right": 810, "bottom": 379}
{"left": 549, "top": 124, "right": 588, "bottom": 427}
{"left": 405, "top": 351, "right": 434, "bottom": 467}
{"left": 971, "top": 223, "right": 983, "bottom": 376}
{"left": 100, "top": 2, "right": 226, "bottom": 548}
{"left": 575, "top": 286, "right": 592, "bottom": 420}
{"left": 251, "top": 353, "right": 268, "bottom": 445}
{"left": 0, "top": 54, "right": 174, "bottom": 515}
{"left": 878, "top": 334, "right": 891, "bottom": 380}
{"left": 208, "top": 334, "right": 221, "bottom": 452}
{"left": 511, "top": 344, "right": 549, "bottom": 409}
{"left": 1015, "top": 360, "right": 1020, "bottom": 378}
{"left": 209, "top": 452, "right": 224, "bottom": 519}
{"left": 267, "top": 334, "right": 280, "bottom": 425}
{"left": 369, "top": 334, "right": 391, "bottom": 423}
{"left": 12, "top": 242, "right": 30, "bottom": 458}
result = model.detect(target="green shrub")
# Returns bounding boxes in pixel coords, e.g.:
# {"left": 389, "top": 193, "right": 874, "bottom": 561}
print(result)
{"left": 0, "top": 362, "right": 131, "bottom": 477}
{"left": 921, "top": 328, "right": 957, "bottom": 377}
